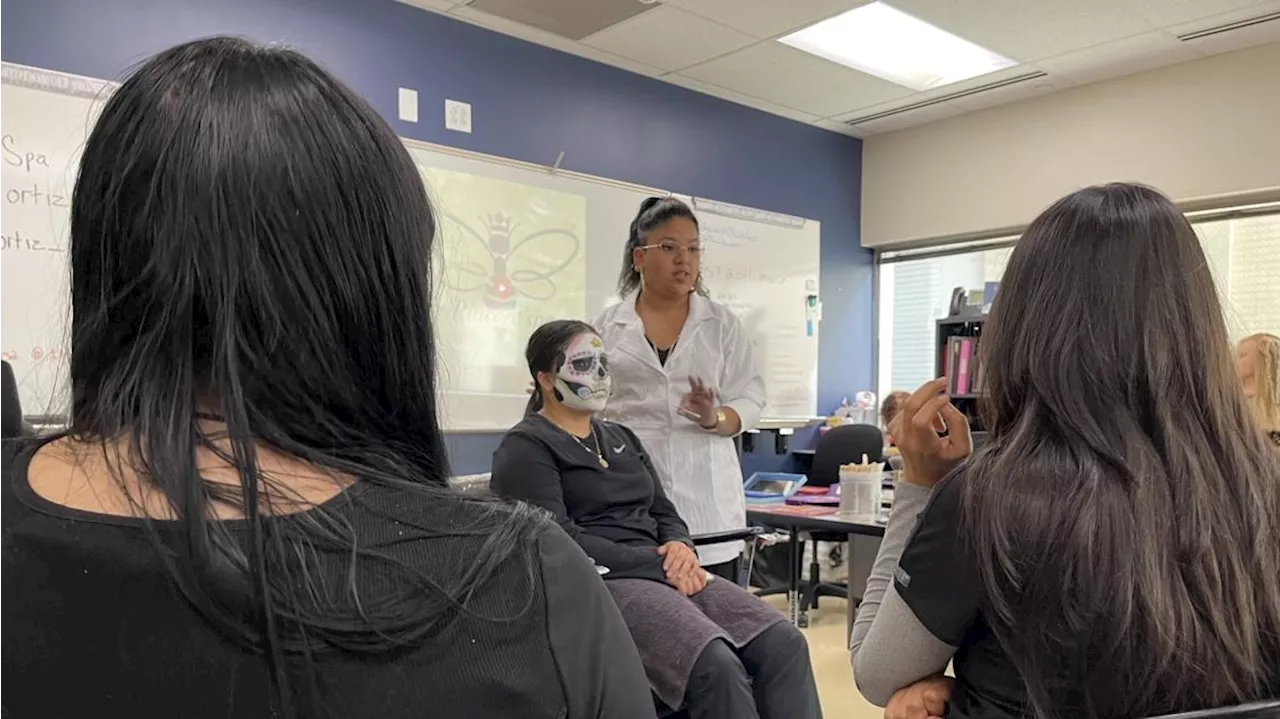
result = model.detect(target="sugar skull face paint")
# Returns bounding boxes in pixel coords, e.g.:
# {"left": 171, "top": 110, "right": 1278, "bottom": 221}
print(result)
{"left": 554, "top": 332, "right": 611, "bottom": 413}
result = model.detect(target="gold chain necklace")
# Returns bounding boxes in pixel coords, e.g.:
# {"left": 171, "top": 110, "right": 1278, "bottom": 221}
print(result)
{"left": 543, "top": 413, "right": 609, "bottom": 468}
{"left": 569, "top": 426, "right": 609, "bottom": 468}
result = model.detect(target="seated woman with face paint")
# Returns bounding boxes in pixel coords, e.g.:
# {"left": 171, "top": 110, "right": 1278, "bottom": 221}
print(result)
{"left": 492, "top": 320, "right": 822, "bottom": 719}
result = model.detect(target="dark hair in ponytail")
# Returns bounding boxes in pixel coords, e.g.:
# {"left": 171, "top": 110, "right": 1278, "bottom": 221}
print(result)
{"left": 525, "top": 319, "right": 598, "bottom": 414}
{"left": 617, "top": 196, "right": 699, "bottom": 297}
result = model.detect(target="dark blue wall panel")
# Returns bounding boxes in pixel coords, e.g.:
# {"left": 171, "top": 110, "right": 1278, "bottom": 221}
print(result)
{"left": 3, "top": 0, "right": 872, "bottom": 473}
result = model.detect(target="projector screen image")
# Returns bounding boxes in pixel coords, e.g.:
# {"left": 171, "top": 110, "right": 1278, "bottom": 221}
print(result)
{"left": 422, "top": 166, "right": 587, "bottom": 427}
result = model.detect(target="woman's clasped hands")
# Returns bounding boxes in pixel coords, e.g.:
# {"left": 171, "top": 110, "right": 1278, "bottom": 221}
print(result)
{"left": 658, "top": 540, "right": 707, "bottom": 596}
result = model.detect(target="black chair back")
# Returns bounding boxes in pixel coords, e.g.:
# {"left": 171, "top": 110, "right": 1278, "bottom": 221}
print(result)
{"left": 1145, "top": 699, "right": 1280, "bottom": 718}
{"left": 2, "top": 361, "right": 24, "bottom": 439}
{"left": 809, "top": 423, "right": 884, "bottom": 487}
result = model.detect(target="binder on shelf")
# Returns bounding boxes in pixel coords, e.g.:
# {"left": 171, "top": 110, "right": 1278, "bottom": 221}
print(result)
{"left": 937, "top": 313, "right": 987, "bottom": 406}
{"left": 956, "top": 338, "right": 973, "bottom": 395}
{"left": 948, "top": 338, "right": 962, "bottom": 394}
{"left": 971, "top": 340, "right": 984, "bottom": 394}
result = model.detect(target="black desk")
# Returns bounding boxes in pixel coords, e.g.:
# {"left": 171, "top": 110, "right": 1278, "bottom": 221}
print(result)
{"left": 746, "top": 504, "right": 885, "bottom": 636}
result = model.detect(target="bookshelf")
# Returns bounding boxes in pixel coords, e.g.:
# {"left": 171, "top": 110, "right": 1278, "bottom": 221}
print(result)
{"left": 936, "top": 311, "right": 987, "bottom": 433}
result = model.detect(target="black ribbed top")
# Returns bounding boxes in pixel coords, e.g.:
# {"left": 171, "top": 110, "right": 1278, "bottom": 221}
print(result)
{"left": 2, "top": 438, "right": 654, "bottom": 719}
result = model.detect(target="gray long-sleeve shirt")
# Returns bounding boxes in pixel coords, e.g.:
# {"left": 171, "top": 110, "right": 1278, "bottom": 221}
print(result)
{"left": 849, "top": 481, "right": 957, "bottom": 706}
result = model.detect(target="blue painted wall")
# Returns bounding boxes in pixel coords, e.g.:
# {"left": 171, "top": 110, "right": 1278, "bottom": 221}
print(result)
{"left": 3, "top": 0, "right": 872, "bottom": 474}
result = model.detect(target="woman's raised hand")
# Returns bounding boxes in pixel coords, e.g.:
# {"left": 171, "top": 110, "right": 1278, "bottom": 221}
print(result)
{"left": 894, "top": 378, "right": 972, "bottom": 488}
{"left": 678, "top": 376, "right": 718, "bottom": 428}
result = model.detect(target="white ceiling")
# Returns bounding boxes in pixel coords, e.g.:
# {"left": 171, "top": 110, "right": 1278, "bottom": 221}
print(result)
{"left": 399, "top": 0, "right": 1280, "bottom": 137}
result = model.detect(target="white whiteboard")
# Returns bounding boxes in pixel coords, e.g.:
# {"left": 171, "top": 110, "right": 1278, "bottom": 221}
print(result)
{"left": 1, "top": 62, "right": 821, "bottom": 429}
{"left": 684, "top": 198, "right": 820, "bottom": 419}
{"left": 1, "top": 64, "right": 110, "bottom": 418}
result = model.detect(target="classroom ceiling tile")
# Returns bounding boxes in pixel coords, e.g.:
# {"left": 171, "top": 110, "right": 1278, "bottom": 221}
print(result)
{"left": 834, "top": 58, "right": 1091, "bottom": 134}
{"left": 660, "top": 0, "right": 871, "bottom": 39}
{"left": 848, "top": 65, "right": 1051, "bottom": 115}
{"left": 845, "top": 110, "right": 958, "bottom": 136}
{"left": 1167, "top": 2, "right": 1280, "bottom": 55}
{"left": 836, "top": 93, "right": 983, "bottom": 135}
{"left": 449, "top": 4, "right": 666, "bottom": 77}
{"left": 891, "top": 0, "right": 1157, "bottom": 62}
{"left": 581, "top": 5, "right": 757, "bottom": 72}
{"left": 396, "top": 0, "right": 1280, "bottom": 138}
{"left": 396, "top": 0, "right": 464, "bottom": 12}
{"left": 679, "top": 41, "right": 913, "bottom": 117}
{"left": 466, "top": 0, "right": 654, "bottom": 40}
{"left": 1035, "top": 31, "right": 1202, "bottom": 85}
{"left": 937, "top": 68, "right": 1075, "bottom": 113}
{"left": 1123, "top": 0, "right": 1273, "bottom": 27}
{"left": 663, "top": 74, "right": 821, "bottom": 122}
{"left": 811, "top": 118, "right": 867, "bottom": 138}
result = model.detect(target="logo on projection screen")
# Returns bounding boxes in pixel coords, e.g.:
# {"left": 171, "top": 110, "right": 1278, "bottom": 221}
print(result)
{"left": 443, "top": 211, "right": 580, "bottom": 310}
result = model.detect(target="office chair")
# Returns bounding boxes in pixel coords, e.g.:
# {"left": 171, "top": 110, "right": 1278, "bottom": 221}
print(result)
{"left": 809, "top": 423, "right": 885, "bottom": 488}
{"left": 2, "top": 361, "right": 28, "bottom": 439}
{"left": 448, "top": 472, "right": 765, "bottom": 719}
{"left": 800, "top": 423, "right": 885, "bottom": 620}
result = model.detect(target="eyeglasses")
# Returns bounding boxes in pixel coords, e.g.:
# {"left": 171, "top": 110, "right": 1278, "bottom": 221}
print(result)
{"left": 640, "top": 241, "right": 702, "bottom": 257}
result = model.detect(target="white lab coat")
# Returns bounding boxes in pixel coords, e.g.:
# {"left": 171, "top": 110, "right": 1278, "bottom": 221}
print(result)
{"left": 594, "top": 292, "right": 766, "bottom": 566}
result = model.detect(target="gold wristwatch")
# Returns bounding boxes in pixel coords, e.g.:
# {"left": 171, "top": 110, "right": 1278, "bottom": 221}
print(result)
{"left": 703, "top": 407, "right": 726, "bottom": 431}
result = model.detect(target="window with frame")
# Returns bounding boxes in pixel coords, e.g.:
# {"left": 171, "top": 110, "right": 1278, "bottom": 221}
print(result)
{"left": 1195, "top": 212, "right": 1280, "bottom": 342}
{"left": 876, "top": 242, "right": 1012, "bottom": 403}
{"left": 876, "top": 209, "right": 1280, "bottom": 403}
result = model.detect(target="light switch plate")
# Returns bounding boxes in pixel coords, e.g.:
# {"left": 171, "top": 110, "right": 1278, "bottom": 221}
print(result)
{"left": 445, "top": 99, "right": 472, "bottom": 133}
{"left": 397, "top": 88, "right": 418, "bottom": 123}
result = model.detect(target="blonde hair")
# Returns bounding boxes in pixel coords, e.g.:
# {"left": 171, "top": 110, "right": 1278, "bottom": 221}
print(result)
{"left": 1242, "top": 332, "right": 1280, "bottom": 430}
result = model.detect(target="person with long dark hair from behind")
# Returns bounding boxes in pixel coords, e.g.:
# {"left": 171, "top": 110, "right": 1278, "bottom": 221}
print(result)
{"left": 0, "top": 38, "right": 654, "bottom": 719}
{"left": 849, "top": 184, "right": 1280, "bottom": 718}
{"left": 492, "top": 320, "right": 821, "bottom": 719}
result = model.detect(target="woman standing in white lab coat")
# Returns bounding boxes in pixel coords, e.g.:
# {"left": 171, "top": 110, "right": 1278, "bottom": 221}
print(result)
{"left": 594, "top": 197, "right": 766, "bottom": 581}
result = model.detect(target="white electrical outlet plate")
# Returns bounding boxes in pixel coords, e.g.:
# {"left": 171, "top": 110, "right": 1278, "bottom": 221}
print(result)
{"left": 397, "top": 88, "right": 418, "bottom": 123}
{"left": 444, "top": 99, "right": 472, "bottom": 134}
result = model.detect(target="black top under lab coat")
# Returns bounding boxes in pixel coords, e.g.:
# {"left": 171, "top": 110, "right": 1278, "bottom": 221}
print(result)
{"left": 492, "top": 414, "right": 692, "bottom": 584}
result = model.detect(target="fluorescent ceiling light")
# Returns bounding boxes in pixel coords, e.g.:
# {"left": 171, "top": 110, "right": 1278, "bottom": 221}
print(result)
{"left": 779, "top": 2, "right": 1017, "bottom": 91}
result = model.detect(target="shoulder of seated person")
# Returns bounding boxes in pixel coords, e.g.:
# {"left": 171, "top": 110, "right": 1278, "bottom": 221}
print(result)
{"left": 595, "top": 419, "right": 627, "bottom": 436}
{"left": 362, "top": 481, "right": 500, "bottom": 519}
{"left": 905, "top": 465, "right": 969, "bottom": 514}
{"left": 502, "top": 418, "right": 554, "bottom": 446}
{"left": 938, "top": 464, "right": 970, "bottom": 489}
{"left": 534, "top": 523, "right": 595, "bottom": 578}
{"left": 507, "top": 414, "right": 543, "bottom": 434}
{"left": 596, "top": 421, "right": 642, "bottom": 447}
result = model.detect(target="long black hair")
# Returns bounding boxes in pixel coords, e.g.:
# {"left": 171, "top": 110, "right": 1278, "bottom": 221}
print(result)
{"left": 966, "top": 183, "right": 1280, "bottom": 717}
{"left": 616, "top": 196, "right": 701, "bottom": 297}
{"left": 68, "top": 37, "right": 544, "bottom": 715}
{"left": 524, "top": 320, "right": 597, "bottom": 414}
